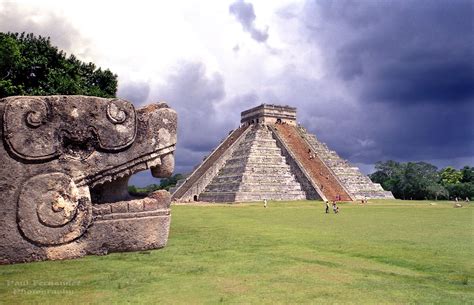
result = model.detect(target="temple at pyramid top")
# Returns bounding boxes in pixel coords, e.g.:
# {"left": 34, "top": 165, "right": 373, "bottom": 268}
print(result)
{"left": 241, "top": 104, "right": 297, "bottom": 126}
{"left": 172, "top": 104, "right": 394, "bottom": 203}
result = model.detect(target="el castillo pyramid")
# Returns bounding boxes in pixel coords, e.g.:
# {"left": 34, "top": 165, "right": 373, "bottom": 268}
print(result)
{"left": 172, "top": 104, "right": 393, "bottom": 202}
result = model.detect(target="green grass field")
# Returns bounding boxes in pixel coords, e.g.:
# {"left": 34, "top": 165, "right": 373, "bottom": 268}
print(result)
{"left": 0, "top": 200, "right": 472, "bottom": 304}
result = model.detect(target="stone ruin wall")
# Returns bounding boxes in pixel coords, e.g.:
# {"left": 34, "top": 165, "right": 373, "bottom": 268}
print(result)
{"left": 241, "top": 104, "right": 297, "bottom": 126}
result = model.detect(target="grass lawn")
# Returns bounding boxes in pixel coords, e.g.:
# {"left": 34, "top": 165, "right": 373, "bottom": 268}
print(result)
{"left": 0, "top": 200, "right": 472, "bottom": 304}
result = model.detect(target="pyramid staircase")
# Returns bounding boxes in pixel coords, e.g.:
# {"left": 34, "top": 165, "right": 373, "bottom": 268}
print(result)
{"left": 296, "top": 127, "right": 394, "bottom": 199}
{"left": 270, "top": 124, "right": 352, "bottom": 201}
{"left": 198, "top": 125, "right": 307, "bottom": 202}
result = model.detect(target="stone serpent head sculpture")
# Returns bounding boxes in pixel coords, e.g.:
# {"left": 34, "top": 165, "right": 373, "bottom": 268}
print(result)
{"left": 0, "top": 95, "right": 177, "bottom": 264}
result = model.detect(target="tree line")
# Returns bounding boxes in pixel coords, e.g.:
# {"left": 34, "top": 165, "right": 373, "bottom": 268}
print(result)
{"left": 0, "top": 32, "right": 117, "bottom": 98}
{"left": 370, "top": 161, "right": 473, "bottom": 200}
{"left": 128, "top": 174, "right": 184, "bottom": 195}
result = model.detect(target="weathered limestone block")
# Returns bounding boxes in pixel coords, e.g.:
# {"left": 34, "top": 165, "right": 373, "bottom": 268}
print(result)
{"left": 0, "top": 95, "right": 177, "bottom": 264}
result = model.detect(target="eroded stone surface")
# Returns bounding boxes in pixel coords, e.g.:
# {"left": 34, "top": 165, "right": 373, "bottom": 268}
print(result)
{"left": 0, "top": 95, "right": 177, "bottom": 264}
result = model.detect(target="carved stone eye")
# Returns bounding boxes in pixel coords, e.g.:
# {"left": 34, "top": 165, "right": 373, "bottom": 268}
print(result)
{"left": 25, "top": 110, "right": 44, "bottom": 128}
{"left": 107, "top": 101, "right": 127, "bottom": 124}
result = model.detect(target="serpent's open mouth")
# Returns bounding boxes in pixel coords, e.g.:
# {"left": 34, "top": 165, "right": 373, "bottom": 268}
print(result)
{"left": 80, "top": 148, "right": 175, "bottom": 220}
{"left": 91, "top": 191, "right": 170, "bottom": 222}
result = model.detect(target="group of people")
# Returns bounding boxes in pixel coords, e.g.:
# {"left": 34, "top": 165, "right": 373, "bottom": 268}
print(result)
{"left": 325, "top": 200, "right": 339, "bottom": 214}
{"left": 263, "top": 198, "right": 340, "bottom": 214}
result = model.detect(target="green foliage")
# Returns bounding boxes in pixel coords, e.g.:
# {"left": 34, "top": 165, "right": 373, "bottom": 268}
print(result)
{"left": 425, "top": 183, "right": 449, "bottom": 200}
{"left": 127, "top": 185, "right": 138, "bottom": 194}
{"left": 440, "top": 166, "right": 463, "bottom": 185}
{"left": 371, "top": 161, "right": 474, "bottom": 200}
{"left": 128, "top": 173, "right": 184, "bottom": 195}
{"left": 370, "top": 160, "right": 404, "bottom": 193}
{"left": 128, "top": 184, "right": 160, "bottom": 195}
{"left": 0, "top": 32, "right": 117, "bottom": 98}
{"left": 159, "top": 173, "right": 184, "bottom": 191}
{"left": 445, "top": 182, "right": 474, "bottom": 200}
{"left": 402, "top": 162, "right": 441, "bottom": 199}
{"left": 461, "top": 166, "right": 474, "bottom": 183}
{"left": 371, "top": 161, "right": 443, "bottom": 199}
{"left": 0, "top": 200, "right": 472, "bottom": 304}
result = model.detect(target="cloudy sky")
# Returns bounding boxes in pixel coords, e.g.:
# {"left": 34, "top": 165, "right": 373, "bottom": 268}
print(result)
{"left": 1, "top": 0, "right": 472, "bottom": 186}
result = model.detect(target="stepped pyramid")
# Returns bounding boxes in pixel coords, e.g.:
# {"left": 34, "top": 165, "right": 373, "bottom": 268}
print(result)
{"left": 172, "top": 104, "right": 393, "bottom": 202}
{"left": 199, "top": 125, "right": 306, "bottom": 202}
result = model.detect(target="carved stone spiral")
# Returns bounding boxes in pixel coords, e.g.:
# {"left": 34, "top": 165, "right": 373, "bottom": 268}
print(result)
{"left": 26, "top": 109, "right": 45, "bottom": 128}
{"left": 17, "top": 173, "right": 92, "bottom": 246}
{"left": 4, "top": 97, "right": 59, "bottom": 160}
{"left": 107, "top": 100, "right": 127, "bottom": 124}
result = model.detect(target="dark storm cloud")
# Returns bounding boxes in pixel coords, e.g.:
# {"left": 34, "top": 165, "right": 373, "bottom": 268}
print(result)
{"left": 307, "top": 0, "right": 473, "bottom": 105}
{"left": 150, "top": 61, "right": 240, "bottom": 177}
{"left": 117, "top": 81, "right": 150, "bottom": 105}
{"left": 131, "top": 61, "right": 232, "bottom": 185}
{"left": 276, "top": 0, "right": 474, "bottom": 168}
{"left": 229, "top": 0, "right": 269, "bottom": 43}
{"left": 366, "top": 58, "right": 473, "bottom": 104}
{"left": 315, "top": 0, "right": 474, "bottom": 106}
{"left": 0, "top": 2, "right": 86, "bottom": 52}
{"left": 158, "top": 61, "right": 227, "bottom": 151}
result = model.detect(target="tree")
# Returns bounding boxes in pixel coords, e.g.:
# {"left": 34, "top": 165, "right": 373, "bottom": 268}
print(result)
{"left": 0, "top": 32, "right": 117, "bottom": 98}
{"left": 371, "top": 161, "right": 474, "bottom": 200}
{"left": 159, "top": 173, "right": 184, "bottom": 191}
{"left": 425, "top": 183, "right": 449, "bottom": 201}
{"left": 370, "top": 160, "right": 446, "bottom": 200}
{"left": 442, "top": 166, "right": 474, "bottom": 200}
{"left": 0, "top": 34, "right": 22, "bottom": 96}
{"left": 460, "top": 166, "right": 474, "bottom": 183}
{"left": 440, "top": 166, "right": 463, "bottom": 185}
{"left": 128, "top": 174, "right": 185, "bottom": 195}
{"left": 401, "top": 162, "right": 441, "bottom": 200}
{"left": 445, "top": 182, "right": 474, "bottom": 200}
{"left": 370, "top": 160, "right": 404, "bottom": 194}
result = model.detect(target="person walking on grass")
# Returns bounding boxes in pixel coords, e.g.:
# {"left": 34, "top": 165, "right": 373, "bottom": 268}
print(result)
{"left": 264, "top": 198, "right": 267, "bottom": 208}
{"left": 332, "top": 201, "right": 339, "bottom": 214}
{"left": 325, "top": 201, "right": 330, "bottom": 213}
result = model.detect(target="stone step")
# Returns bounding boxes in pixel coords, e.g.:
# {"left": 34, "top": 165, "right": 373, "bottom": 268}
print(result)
{"left": 199, "top": 191, "right": 306, "bottom": 202}
{"left": 224, "top": 156, "right": 287, "bottom": 166}
{"left": 218, "top": 166, "right": 296, "bottom": 176}
{"left": 235, "top": 192, "right": 306, "bottom": 202}
{"left": 232, "top": 147, "right": 282, "bottom": 154}
{"left": 214, "top": 173, "right": 296, "bottom": 179}
{"left": 209, "top": 175, "right": 303, "bottom": 186}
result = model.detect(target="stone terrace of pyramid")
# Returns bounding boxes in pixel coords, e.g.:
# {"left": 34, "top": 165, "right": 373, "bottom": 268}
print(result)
{"left": 172, "top": 104, "right": 393, "bottom": 202}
